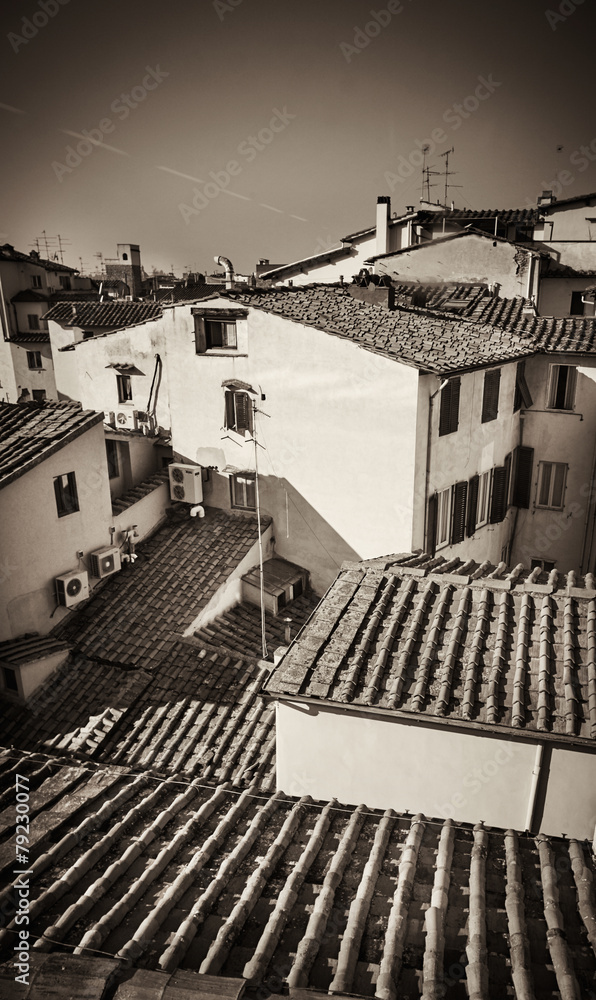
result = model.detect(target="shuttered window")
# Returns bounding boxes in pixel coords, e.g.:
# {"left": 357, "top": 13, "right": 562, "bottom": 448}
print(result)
{"left": 195, "top": 316, "right": 207, "bottom": 353}
{"left": 466, "top": 474, "right": 479, "bottom": 536}
{"left": 481, "top": 369, "right": 501, "bottom": 422}
{"left": 436, "top": 487, "right": 452, "bottom": 548}
{"left": 451, "top": 481, "right": 467, "bottom": 544}
{"left": 536, "top": 462, "right": 567, "bottom": 509}
{"left": 439, "top": 378, "right": 460, "bottom": 436}
{"left": 427, "top": 493, "right": 438, "bottom": 556}
{"left": 224, "top": 390, "right": 253, "bottom": 434}
{"left": 513, "top": 361, "right": 533, "bottom": 412}
{"left": 490, "top": 466, "right": 508, "bottom": 523}
{"left": 511, "top": 445, "right": 534, "bottom": 508}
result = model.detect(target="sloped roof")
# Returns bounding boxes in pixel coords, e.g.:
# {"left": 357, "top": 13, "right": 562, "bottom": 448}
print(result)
{"left": 195, "top": 592, "right": 320, "bottom": 658}
{"left": 0, "top": 401, "right": 104, "bottom": 489}
{"left": 340, "top": 206, "right": 540, "bottom": 243}
{"left": 153, "top": 282, "right": 231, "bottom": 302}
{"left": 365, "top": 226, "right": 547, "bottom": 263}
{"left": 266, "top": 554, "right": 596, "bottom": 743}
{"left": 0, "top": 747, "right": 594, "bottom": 998}
{"left": 10, "top": 288, "right": 48, "bottom": 303}
{"left": 0, "top": 635, "right": 69, "bottom": 665}
{"left": 0, "top": 244, "right": 77, "bottom": 273}
{"left": 9, "top": 331, "right": 50, "bottom": 343}
{"left": 260, "top": 245, "right": 355, "bottom": 281}
{"left": 111, "top": 469, "right": 168, "bottom": 515}
{"left": 43, "top": 300, "right": 163, "bottom": 328}
{"left": 539, "top": 191, "right": 596, "bottom": 211}
{"left": 221, "top": 283, "right": 596, "bottom": 374}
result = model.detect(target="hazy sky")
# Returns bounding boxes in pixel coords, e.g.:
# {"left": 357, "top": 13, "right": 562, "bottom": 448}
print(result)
{"left": 1, "top": 0, "right": 595, "bottom": 275}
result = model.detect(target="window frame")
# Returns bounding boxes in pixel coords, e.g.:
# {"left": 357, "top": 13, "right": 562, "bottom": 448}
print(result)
{"left": 193, "top": 308, "right": 248, "bottom": 354}
{"left": 230, "top": 472, "right": 256, "bottom": 510}
{"left": 546, "top": 364, "right": 577, "bottom": 411}
{"left": 31, "top": 274, "right": 42, "bottom": 289}
{"left": 27, "top": 350, "right": 42, "bottom": 370}
{"left": 32, "top": 389, "right": 46, "bottom": 402}
{"left": 476, "top": 469, "right": 492, "bottom": 528}
{"left": 481, "top": 368, "right": 501, "bottom": 423}
{"left": 54, "top": 471, "right": 79, "bottom": 518}
{"left": 435, "top": 486, "right": 452, "bottom": 549}
{"left": 106, "top": 439, "right": 119, "bottom": 479}
{"left": 224, "top": 389, "right": 253, "bottom": 435}
{"left": 536, "top": 461, "right": 567, "bottom": 510}
{"left": 59, "top": 275, "right": 71, "bottom": 290}
{"left": 116, "top": 373, "right": 133, "bottom": 404}
{"left": 27, "top": 314, "right": 40, "bottom": 331}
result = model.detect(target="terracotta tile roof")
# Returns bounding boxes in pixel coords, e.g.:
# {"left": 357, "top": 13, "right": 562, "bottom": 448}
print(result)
{"left": 8, "top": 331, "right": 50, "bottom": 343}
{"left": 259, "top": 246, "right": 355, "bottom": 281}
{"left": 0, "top": 401, "right": 104, "bottom": 489}
{"left": 0, "top": 749, "right": 594, "bottom": 998}
{"left": 366, "top": 226, "right": 547, "bottom": 263}
{"left": 43, "top": 300, "right": 162, "bottom": 328}
{"left": 340, "top": 206, "right": 540, "bottom": 243}
{"left": 10, "top": 288, "right": 48, "bottom": 303}
{"left": 0, "top": 635, "right": 70, "bottom": 665}
{"left": 224, "top": 283, "right": 596, "bottom": 372}
{"left": 194, "top": 593, "right": 321, "bottom": 659}
{"left": 153, "top": 282, "right": 230, "bottom": 302}
{"left": 111, "top": 469, "right": 168, "bottom": 515}
{"left": 52, "top": 507, "right": 270, "bottom": 671}
{"left": 0, "top": 244, "right": 77, "bottom": 272}
{"left": 266, "top": 555, "right": 596, "bottom": 743}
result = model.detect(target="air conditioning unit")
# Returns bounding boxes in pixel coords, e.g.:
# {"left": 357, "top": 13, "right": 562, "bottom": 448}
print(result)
{"left": 169, "top": 463, "right": 203, "bottom": 504}
{"left": 89, "top": 545, "right": 121, "bottom": 579}
{"left": 115, "top": 410, "right": 137, "bottom": 430}
{"left": 104, "top": 411, "right": 116, "bottom": 427}
{"left": 55, "top": 570, "right": 89, "bottom": 608}
{"left": 135, "top": 410, "right": 155, "bottom": 435}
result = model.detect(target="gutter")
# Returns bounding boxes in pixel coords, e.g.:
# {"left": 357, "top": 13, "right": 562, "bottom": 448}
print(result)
{"left": 525, "top": 743, "right": 544, "bottom": 832}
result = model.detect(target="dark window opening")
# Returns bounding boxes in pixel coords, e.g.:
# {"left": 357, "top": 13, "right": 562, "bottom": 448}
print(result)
{"left": 531, "top": 558, "right": 556, "bottom": 572}
{"left": 511, "top": 446, "right": 534, "bottom": 508}
{"left": 547, "top": 365, "right": 577, "bottom": 410}
{"left": 31, "top": 275, "right": 42, "bottom": 289}
{"left": 231, "top": 473, "right": 256, "bottom": 510}
{"left": 481, "top": 368, "right": 501, "bottom": 423}
{"left": 59, "top": 276, "right": 71, "bottom": 290}
{"left": 513, "top": 360, "right": 532, "bottom": 412}
{"left": 27, "top": 314, "right": 40, "bottom": 331}
{"left": 117, "top": 374, "right": 132, "bottom": 403}
{"left": 54, "top": 471, "right": 79, "bottom": 517}
{"left": 106, "top": 439, "right": 119, "bottom": 479}
{"left": 27, "top": 351, "right": 42, "bottom": 369}
{"left": 32, "top": 389, "right": 46, "bottom": 402}
{"left": 438, "top": 377, "right": 460, "bottom": 436}
{"left": 570, "top": 291, "right": 585, "bottom": 315}
{"left": 2, "top": 667, "right": 18, "bottom": 692}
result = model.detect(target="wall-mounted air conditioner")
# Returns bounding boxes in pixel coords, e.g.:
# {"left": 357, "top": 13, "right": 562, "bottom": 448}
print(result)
{"left": 169, "top": 463, "right": 203, "bottom": 504}
{"left": 89, "top": 545, "right": 121, "bottom": 579}
{"left": 115, "top": 410, "right": 137, "bottom": 430}
{"left": 55, "top": 570, "right": 89, "bottom": 608}
{"left": 135, "top": 410, "right": 154, "bottom": 435}
{"left": 104, "top": 411, "right": 116, "bottom": 427}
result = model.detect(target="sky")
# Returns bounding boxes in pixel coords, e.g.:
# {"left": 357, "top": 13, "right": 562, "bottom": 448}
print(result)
{"left": 1, "top": 0, "right": 596, "bottom": 276}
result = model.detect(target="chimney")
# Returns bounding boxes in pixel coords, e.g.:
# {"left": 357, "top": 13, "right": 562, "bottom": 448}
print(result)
{"left": 537, "top": 190, "right": 556, "bottom": 207}
{"left": 406, "top": 205, "right": 414, "bottom": 214}
{"left": 376, "top": 196, "right": 391, "bottom": 255}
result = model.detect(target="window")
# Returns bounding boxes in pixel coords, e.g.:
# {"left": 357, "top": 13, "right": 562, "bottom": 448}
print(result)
{"left": 536, "top": 462, "right": 567, "bottom": 509}
{"left": 547, "top": 365, "right": 577, "bottom": 410}
{"left": 570, "top": 291, "right": 585, "bottom": 316}
{"left": 531, "top": 558, "right": 556, "bottom": 572}
{"left": 31, "top": 274, "right": 42, "bottom": 289}
{"left": 28, "top": 314, "right": 40, "bottom": 331}
{"left": 513, "top": 360, "right": 532, "bottom": 412}
{"left": 195, "top": 315, "right": 237, "bottom": 352}
{"left": 224, "top": 389, "right": 253, "bottom": 434}
{"left": 32, "top": 389, "right": 46, "bottom": 402}
{"left": 436, "top": 487, "right": 452, "bottom": 549}
{"left": 439, "top": 377, "right": 460, "bottom": 436}
{"left": 451, "top": 481, "right": 467, "bottom": 544}
{"left": 106, "top": 439, "right": 119, "bottom": 479}
{"left": 481, "top": 369, "right": 501, "bottom": 422}
{"left": 231, "top": 473, "right": 256, "bottom": 510}
{"left": 2, "top": 667, "right": 18, "bottom": 693}
{"left": 117, "top": 374, "right": 132, "bottom": 403}
{"left": 59, "top": 275, "right": 71, "bottom": 290}
{"left": 476, "top": 470, "right": 491, "bottom": 527}
{"left": 54, "top": 471, "right": 79, "bottom": 517}
{"left": 27, "top": 351, "right": 42, "bottom": 369}
{"left": 510, "top": 446, "right": 534, "bottom": 508}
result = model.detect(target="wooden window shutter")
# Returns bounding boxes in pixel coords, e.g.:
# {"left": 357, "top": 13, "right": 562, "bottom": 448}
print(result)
{"left": 195, "top": 316, "right": 207, "bottom": 354}
{"left": 426, "top": 493, "right": 438, "bottom": 556}
{"left": 451, "top": 481, "right": 468, "bottom": 544}
{"left": 481, "top": 369, "right": 501, "bottom": 422}
{"left": 466, "top": 474, "right": 479, "bottom": 536}
{"left": 235, "top": 392, "right": 252, "bottom": 433}
{"left": 490, "top": 466, "right": 507, "bottom": 523}
{"left": 224, "top": 390, "right": 235, "bottom": 429}
{"left": 503, "top": 451, "right": 512, "bottom": 508}
{"left": 439, "top": 377, "right": 460, "bottom": 436}
{"left": 511, "top": 446, "right": 534, "bottom": 508}
{"left": 513, "top": 361, "right": 532, "bottom": 411}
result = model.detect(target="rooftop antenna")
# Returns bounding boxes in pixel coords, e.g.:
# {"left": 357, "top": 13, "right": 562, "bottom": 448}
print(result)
{"left": 420, "top": 145, "right": 439, "bottom": 203}
{"left": 438, "top": 147, "right": 463, "bottom": 209}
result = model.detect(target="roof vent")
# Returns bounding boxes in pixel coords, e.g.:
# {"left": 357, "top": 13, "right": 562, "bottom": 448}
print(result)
{"left": 537, "top": 190, "right": 556, "bottom": 206}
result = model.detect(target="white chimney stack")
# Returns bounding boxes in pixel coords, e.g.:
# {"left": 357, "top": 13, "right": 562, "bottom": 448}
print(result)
{"left": 376, "top": 196, "right": 391, "bottom": 255}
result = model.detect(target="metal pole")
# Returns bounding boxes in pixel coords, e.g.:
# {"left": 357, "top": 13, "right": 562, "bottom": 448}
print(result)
{"left": 253, "top": 399, "right": 268, "bottom": 659}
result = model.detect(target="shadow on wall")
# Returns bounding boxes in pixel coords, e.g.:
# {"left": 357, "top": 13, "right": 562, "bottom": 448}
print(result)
{"left": 257, "top": 474, "right": 360, "bottom": 595}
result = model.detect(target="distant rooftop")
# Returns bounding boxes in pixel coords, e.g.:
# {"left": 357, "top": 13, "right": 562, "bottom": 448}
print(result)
{"left": 44, "top": 300, "right": 163, "bottom": 328}
{"left": 0, "top": 243, "right": 77, "bottom": 273}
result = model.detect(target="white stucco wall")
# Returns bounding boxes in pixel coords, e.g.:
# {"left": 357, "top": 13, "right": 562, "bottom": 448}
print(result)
{"left": 0, "top": 422, "right": 114, "bottom": 639}
{"left": 275, "top": 701, "right": 596, "bottom": 839}
{"left": 165, "top": 300, "right": 419, "bottom": 592}
{"left": 538, "top": 278, "right": 596, "bottom": 317}
{"left": 373, "top": 236, "right": 536, "bottom": 300}
{"left": 10, "top": 341, "right": 56, "bottom": 400}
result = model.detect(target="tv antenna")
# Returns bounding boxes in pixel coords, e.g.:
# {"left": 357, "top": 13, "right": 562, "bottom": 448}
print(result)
{"left": 421, "top": 146, "right": 440, "bottom": 203}
{"left": 438, "top": 147, "right": 463, "bottom": 208}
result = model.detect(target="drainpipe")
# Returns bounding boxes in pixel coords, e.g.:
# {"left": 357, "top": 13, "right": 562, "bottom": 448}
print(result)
{"left": 525, "top": 743, "right": 544, "bottom": 832}
{"left": 580, "top": 424, "right": 596, "bottom": 574}
{"left": 214, "top": 255, "right": 235, "bottom": 289}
